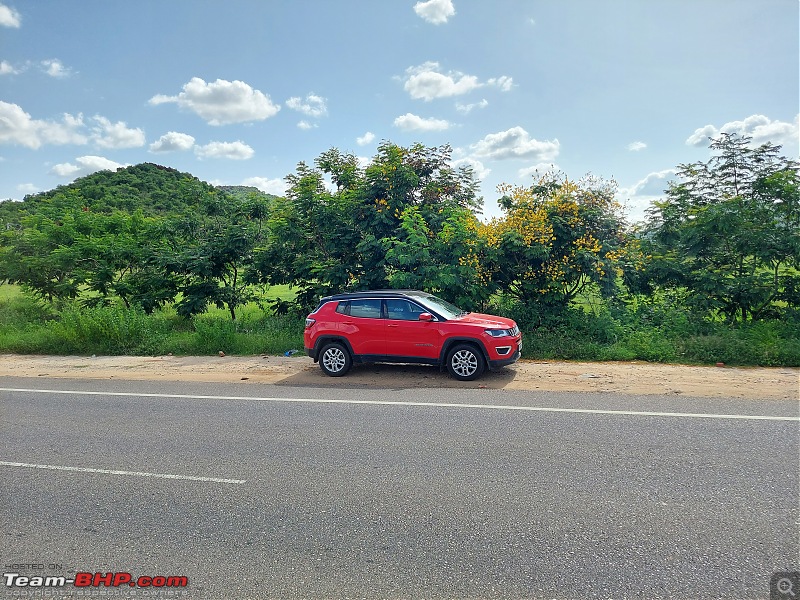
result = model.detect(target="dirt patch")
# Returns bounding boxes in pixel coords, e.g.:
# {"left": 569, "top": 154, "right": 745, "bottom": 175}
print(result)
{"left": 1, "top": 354, "right": 797, "bottom": 400}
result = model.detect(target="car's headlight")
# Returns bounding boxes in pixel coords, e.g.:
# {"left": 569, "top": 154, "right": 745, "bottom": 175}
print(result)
{"left": 485, "top": 328, "right": 511, "bottom": 337}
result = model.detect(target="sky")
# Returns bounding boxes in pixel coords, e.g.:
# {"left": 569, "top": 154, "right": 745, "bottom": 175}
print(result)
{"left": 1, "top": 0, "right": 798, "bottom": 222}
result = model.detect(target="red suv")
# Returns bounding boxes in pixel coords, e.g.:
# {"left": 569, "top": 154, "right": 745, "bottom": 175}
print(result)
{"left": 304, "top": 290, "right": 522, "bottom": 381}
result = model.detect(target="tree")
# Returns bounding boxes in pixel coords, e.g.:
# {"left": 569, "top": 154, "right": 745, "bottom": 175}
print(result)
{"left": 0, "top": 209, "right": 83, "bottom": 302}
{"left": 0, "top": 164, "right": 275, "bottom": 315}
{"left": 642, "top": 133, "right": 800, "bottom": 321}
{"left": 252, "top": 142, "right": 487, "bottom": 311}
{"left": 162, "top": 191, "right": 270, "bottom": 320}
{"left": 484, "top": 172, "right": 639, "bottom": 314}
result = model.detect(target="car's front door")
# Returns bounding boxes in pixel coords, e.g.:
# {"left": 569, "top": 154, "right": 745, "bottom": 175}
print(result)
{"left": 384, "top": 298, "right": 441, "bottom": 360}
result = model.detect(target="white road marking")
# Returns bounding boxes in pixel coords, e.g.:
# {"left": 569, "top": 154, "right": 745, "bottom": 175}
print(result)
{"left": 1, "top": 387, "right": 797, "bottom": 421}
{"left": 0, "top": 461, "right": 246, "bottom": 484}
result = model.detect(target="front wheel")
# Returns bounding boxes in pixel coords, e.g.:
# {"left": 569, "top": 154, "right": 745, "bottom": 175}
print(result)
{"left": 446, "top": 344, "right": 485, "bottom": 381}
{"left": 318, "top": 342, "right": 352, "bottom": 377}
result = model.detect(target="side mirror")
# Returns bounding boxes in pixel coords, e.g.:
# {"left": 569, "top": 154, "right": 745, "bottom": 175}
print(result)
{"left": 419, "top": 312, "right": 433, "bottom": 322}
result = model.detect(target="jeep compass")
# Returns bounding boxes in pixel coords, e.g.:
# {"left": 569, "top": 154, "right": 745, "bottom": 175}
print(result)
{"left": 304, "top": 290, "right": 521, "bottom": 381}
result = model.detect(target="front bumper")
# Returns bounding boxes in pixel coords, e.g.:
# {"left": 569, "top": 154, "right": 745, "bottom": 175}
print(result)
{"left": 488, "top": 349, "right": 521, "bottom": 370}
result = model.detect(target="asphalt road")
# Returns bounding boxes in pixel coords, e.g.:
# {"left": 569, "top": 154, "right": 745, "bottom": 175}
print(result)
{"left": 1, "top": 376, "right": 798, "bottom": 599}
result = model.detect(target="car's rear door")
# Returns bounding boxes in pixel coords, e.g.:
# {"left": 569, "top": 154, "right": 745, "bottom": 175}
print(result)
{"left": 338, "top": 298, "right": 386, "bottom": 356}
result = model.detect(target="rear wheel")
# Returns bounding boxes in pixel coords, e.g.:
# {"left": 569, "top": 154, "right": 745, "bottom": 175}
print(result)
{"left": 319, "top": 342, "right": 352, "bottom": 377}
{"left": 446, "top": 343, "right": 485, "bottom": 381}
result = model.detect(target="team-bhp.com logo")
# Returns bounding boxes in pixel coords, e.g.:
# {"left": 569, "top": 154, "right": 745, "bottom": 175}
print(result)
{"left": 4, "top": 571, "right": 188, "bottom": 589}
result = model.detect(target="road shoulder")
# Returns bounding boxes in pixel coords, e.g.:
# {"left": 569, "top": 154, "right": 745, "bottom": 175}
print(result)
{"left": 0, "top": 354, "right": 796, "bottom": 400}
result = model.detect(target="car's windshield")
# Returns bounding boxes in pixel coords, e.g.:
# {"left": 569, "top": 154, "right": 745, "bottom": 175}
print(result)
{"left": 414, "top": 294, "right": 468, "bottom": 320}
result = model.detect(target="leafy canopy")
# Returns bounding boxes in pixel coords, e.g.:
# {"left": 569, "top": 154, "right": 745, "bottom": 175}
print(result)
{"left": 641, "top": 133, "right": 800, "bottom": 321}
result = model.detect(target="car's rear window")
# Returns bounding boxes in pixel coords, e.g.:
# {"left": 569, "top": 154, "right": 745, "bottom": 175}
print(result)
{"left": 349, "top": 299, "right": 382, "bottom": 319}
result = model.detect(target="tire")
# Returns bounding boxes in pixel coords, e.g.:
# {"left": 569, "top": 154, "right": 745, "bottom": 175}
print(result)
{"left": 319, "top": 342, "right": 352, "bottom": 377}
{"left": 446, "top": 343, "right": 485, "bottom": 381}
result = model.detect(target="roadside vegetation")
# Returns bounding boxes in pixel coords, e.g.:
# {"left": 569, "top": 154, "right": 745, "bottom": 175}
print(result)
{"left": 1, "top": 283, "right": 797, "bottom": 366}
{"left": 0, "top": 284, "right": 304, "bottom": 357}
{"left": 1, "top": 134, "right": 798, "bottom": 366}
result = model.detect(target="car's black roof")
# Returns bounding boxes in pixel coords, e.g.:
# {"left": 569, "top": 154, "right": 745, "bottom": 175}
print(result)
{"left": 320, "top": 289, "right": 433, "bottom": 302}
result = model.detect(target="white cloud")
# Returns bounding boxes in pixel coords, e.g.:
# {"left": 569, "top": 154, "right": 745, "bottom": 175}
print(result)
{"left": 0, "top": 59, "right": 73, "bottom": 77}
{"left": 518, "top": 162, "right": 561, "bottom": 179}
{"left": 356, "top": 131, "right": 375, "bottom": 146}
{"left": 91, "top": 116, "right": 145, "bottom": 149}
{"left": 195, "top": 140, "right": 254, "bottom": 160}
{"left": 402, "top": 62, "right": 480, "bottom": 101}
{"left": 414, "top": 0, "right": 455, "bottom": 24}
{"left": 0, "top": 60, "right": 21, "bottom": 75}
{"left": 149, "top": 77, "right": 281, "bottom": 125}
{"left": 0, "top": 104, "right": 146, "bottom": 151}
{"left": 149, "top": 131, "right": 195, "bottom": 153}
{"left": 0, "top": 2, "right": 21, "bottom": 27}
{"left": 393, "top": 113, "right": 451, "bottom": 132}
{"left": 456, "top": 99, "right": 488, "bottom": 114}
{"left": 297, "top": 120, "right": 317, "bottom": 130}
{"left": 471, "top": 127, "right": 560, "bottom": 161}
{"left": 627, "top": 141, "right": 647, "bottom": 152}
{"left": 286, "top": 93, "right": 328, "bottom": 118}
{"left": 242, "top": 176, "right": 287, "bottom": 196}
{"left": 686, "top": 124, "right": 719, "bottom": 147}
{"left": 51, "top": 156, "right": 126, "bottom": 178}
{"left": 624, "top": 169, "right": 676, "bottom": 197}
{"left": 41, "top": 59, "right": 71, "bottom": 78}
{"left": 453, "top": 157, "right": 490, "bottom": 181}
{"left": 16, "top": 183, "right": 38, "bottom": 194}
{"left": 402, "top": 62, "right": 513, "bottom": 101}
{"left": 617, "top": 169, "right": 677, "bottom": 222}
{"left": 487, "top": 76, "right": 514, "bottom": 92}
{"left": 0, "top": 101, "right": 88, "bottom": 149}
{"left": 686, "top": 114, "right": 799, "bottom": 149}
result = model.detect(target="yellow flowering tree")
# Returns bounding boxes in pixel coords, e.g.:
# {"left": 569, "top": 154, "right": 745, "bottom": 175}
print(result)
{"left": 484, "top": 173, "right": 641, "bottom": 312}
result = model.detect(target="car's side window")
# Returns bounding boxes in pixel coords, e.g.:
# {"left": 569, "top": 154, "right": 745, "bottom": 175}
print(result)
{"left": 348, "top": 299, "right": 382, "bottom": 319}
{"left": 385, "top": 299, "right": 426, "bottom": 321}
{"left": 335, "top": 301, "right": 349, "bottom": 315}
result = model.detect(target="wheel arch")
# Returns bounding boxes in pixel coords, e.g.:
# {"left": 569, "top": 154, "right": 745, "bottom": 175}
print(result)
{"left": 439, "top": 337, "right": 490, "bottom": 369}
{"left": 312, "top": 335, "right": 354, "bottom": 362}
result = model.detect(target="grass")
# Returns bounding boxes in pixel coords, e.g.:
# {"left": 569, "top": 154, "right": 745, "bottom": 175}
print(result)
{"left": 0, "top": 283, "right": 798, "bottom": 366}
{"left": 513, "top": 300, "right": 800, "bottom": 367}
{"left": 0, "top": 284, "right": 304, "bottom": 357}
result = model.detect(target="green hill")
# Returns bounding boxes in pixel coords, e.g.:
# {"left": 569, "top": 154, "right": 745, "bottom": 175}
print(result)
{"left": 1, "top": 163, "right": 217, "bottom": 228}
{"left": 216, "top": 185, "right": 280, "bottom": 204}
{"left": 0, "top": 164, "right": 279, "bottom": 228}
{"left": 0, "top": 163, "right": 281, "bottom": 312}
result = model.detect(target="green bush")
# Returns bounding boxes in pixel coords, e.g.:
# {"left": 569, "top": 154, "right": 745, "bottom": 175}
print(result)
{"left": 608, "top": 330, "right": 678, "bottom": 363}
{"left": 44, "top": 304, "right": 169, "bottom": 355}
{"left": 676, "top": 319, "right": 800, "bottom": 366}
{"left": 192, "top": 319, "right": 238, "bottom": 354}
{"left": 0, "top": 286, "right": 796, "bottom": 366}
{"left": 514, "top": 296, "right": 799, "bottom": 366}
{"left": 0, "top": 292, "right": 56, "bottom": 326}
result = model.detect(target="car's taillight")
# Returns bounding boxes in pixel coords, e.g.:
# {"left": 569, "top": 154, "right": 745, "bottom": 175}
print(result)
{"left": 305, "top": 318, "right": 316, "bottom": 329}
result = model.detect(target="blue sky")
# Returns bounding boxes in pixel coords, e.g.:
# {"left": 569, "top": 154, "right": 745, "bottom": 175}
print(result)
{"left": 1, "top": 0, "right": 797, "bottom": 222}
